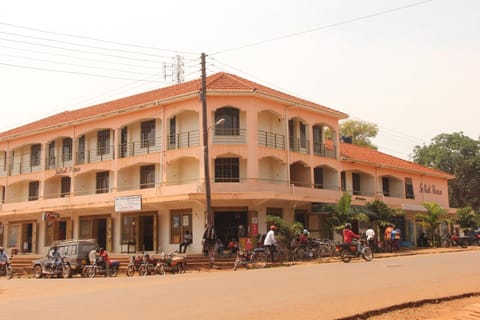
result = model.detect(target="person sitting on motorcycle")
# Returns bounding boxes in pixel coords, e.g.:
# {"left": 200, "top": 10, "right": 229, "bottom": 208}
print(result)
{"left": 48, "top": 245, "right": 61, "bottom": 267}
{"left": 299, "top": 229, "right": 309, "bottom": 247}
{"left": 343, "top": 223, "right": 361, "bottom": 255}
{"left": 0, "top": 247, "right": 9, "bottom": 263}
{"left": 89, "top": 248, "right": 99, "bottom": 266}
{"left": 98, "top": 248, "right": 110, "bottom": 276}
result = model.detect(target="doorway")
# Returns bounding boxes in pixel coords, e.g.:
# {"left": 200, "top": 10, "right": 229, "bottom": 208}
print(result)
{"left": 214, "top": 211, "right": 248, "bottom": 245}
{"left": 139, "top": 215, "right": 154, "bottom": 252}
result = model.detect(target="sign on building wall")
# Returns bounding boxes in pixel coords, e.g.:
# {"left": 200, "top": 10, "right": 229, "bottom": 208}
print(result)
{"left": 114, "top": 195, "right": 142, "bottom": 212}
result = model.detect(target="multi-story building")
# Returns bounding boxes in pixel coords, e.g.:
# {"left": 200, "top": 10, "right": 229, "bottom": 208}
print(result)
{"left": 0, "top": 72, "right": 453, "bottom": 255}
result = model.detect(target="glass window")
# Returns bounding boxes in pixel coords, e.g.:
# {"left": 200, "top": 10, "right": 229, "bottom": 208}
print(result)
{"left": 121, "top": 215, "right": 136, "bottom": 244}
{"left": 28, "top": 181, "right": 39, "bottom": 201}
{"left": 61, "top": 176, "right": 71, "bottom": 197}
{"left": 96, "top": 171, "right": 109, "bottom": 194}
{"left": 63, "top": 138, "right": 72, "bottom": 161}
{"left": 140, "top": 165, "right": 155, "bottom": 189}
{"left": 215, "top": 158, "right": 239, "bottom": 182}
{"left": 48, "top": 141, "right": 56, "bottom": 168}
{"left": 45, "top": 220, "right": 67, "bottom": 246}
{"left": 141, "top": 120, "right": 156, "bottom": 148}
{"left": 8, "top": 224, "right": 18, "bottom": 247}
{"left": 170, "top": 211, "right": 192, "bottom": 244}
{"left": 97, "top": 130, "right": 110, "bottom": 156}
{"left": 30, "top": 144, "right": 41, "bottom": 166}
{"left": 405, "top": 178, "right": 415, "bottom": 199}
{"left": 77, "top": 135, "right": 85, "bottom": 163}
{"left": 382, "top": 177, "right": 390, "bottom": 197}
{"left": 215, "top": 107, "right": 239, "bottom": 136}
{"left": 352, "top": 173, "right": 361, "bottom": 195}
{"left": 314, "top": 167, "right": 324, "bottom": 189}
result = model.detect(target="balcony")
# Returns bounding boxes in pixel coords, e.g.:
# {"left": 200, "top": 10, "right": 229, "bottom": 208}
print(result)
{"left": 257, "top": 130, "right": 285, "bottom": 150}
{"left": 313, "top": 143, "right": 336, "bottom": 159}
{"left": 119, "top": 137, "right": 163, "bottom": 158}
{"left": 167, "top": 130, "right": 200, "bottom": 150}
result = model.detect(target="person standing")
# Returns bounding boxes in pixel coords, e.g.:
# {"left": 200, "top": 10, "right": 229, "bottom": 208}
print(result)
{"left": 393, "top": 227, "right": 401, "bottom": 253}
{"left": 384, "top": 224, "right": 394, "bottom": 252}
{"left": 366, "top": 226, "right": 376, "bottom": 250}
{"left": 263, "top": 225, "right": 277, "bottom": 263}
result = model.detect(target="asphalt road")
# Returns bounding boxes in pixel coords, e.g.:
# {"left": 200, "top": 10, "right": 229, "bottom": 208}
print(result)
{"left": 1, "top": 250, "right": 479, "bottom": 320}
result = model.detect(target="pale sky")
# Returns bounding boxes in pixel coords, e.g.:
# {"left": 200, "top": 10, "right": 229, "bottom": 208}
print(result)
{"left": 1, "top": 0, "right": 479, "bottom": 160}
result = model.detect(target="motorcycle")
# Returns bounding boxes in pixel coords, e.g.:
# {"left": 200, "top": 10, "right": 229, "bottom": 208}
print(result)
{"left": 155, "top": 252, "right": 186, "bottom": 274}
{"left": 126, "top": 255, "right": 143, "bottom": 277}
{"left": 34, "top": 257, "right": 71, "bottom": 279}
{"left": 83, "top": 257, "right": 120, "bottom": 278}
{"left": 233, "top": 249, "right": 254, "bottom": 271}
{"left": 337, "top": 239, "right": 373, "bottom": 263}
{"left": 0, "top": 258, "right": 13, "bottom": 279}
{"left": 443, "top": 234, "right": 469, "bottom": 248}
{"left": 138, "top": 254, "right": 157, "bottom": 276}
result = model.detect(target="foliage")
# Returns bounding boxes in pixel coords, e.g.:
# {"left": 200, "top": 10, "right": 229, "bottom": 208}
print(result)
{"left": 455, "top": 206, "right": 479, "bottom": 232}
{"left": 366, "top": 200, "right": 404, "bottom": 237}
{"left": 339, "top": 119, "right": 379, "bottom": 150}
{"left": 326, "top": 192, "right": 369, "bottom": 235}
{"left": 412, "top": 132, "right": 480, "bottom": 212}
{"left": 415, "top": 202, "right": 449, "bottom": 247}
{"left": 265, "top": 215, "right": 303, "bottom": 249}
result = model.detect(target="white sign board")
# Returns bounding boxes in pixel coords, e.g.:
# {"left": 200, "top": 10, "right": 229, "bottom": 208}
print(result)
{"left": 114, "top": 195, "right": 142, "bottom": 212}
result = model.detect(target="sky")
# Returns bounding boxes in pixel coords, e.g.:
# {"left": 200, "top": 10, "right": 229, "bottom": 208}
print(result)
{"left": 1, "top": 0, "right": 479, "bottom": 160}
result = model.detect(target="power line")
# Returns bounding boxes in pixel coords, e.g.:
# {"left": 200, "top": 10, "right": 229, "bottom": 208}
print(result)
{"left": 210, "top": 0, "right": 434, "bottom": 55}
{"left": 0, "top": 21, "right": 199, "bottom": 56}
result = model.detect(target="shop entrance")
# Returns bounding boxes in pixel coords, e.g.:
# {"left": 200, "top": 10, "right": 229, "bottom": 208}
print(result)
{"left": 121, "top": 213, "right": 156, "bottom": 253}
{"left": 138, "top": 215, "right": 154, "bottom": 252}
{"left": 214, "top": 211, "right": 248, "bottom": 245}
{"left": 21, "top": 223, "right": 33, "bottom": 253}
{"left": 79, "top": 216, "right": 108, "bottom": 249}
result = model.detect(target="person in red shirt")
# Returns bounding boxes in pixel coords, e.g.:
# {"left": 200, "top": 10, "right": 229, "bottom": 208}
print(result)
{"left": 99, "top": 248, "right": 110, "bottom": 276}
{"left": 343, "top": 223, "right": 361, "bottom": 254}
{"left": 299, "top": 229, "right": 309, "bottom": 246}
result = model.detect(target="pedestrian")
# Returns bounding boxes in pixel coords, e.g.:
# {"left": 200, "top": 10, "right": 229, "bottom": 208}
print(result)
{"left": 393, "top": 227, "right": 401, "bottom": 253}
{"left": 384, "top": 224, "right": 393, "bottom": 252}
{"left": 263, "top": 225, "right": 277, "bottom": 263}
{"left": 202, "top": 224, "right": 217, "bottom": 268}
{"left": 366, "top": 226, "right": 376, "bottom": 250}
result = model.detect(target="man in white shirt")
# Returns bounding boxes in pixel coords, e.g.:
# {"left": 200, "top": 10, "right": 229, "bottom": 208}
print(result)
{"left": 263, "top": 225, "right": 277, "bottom": 263}
{"left": 366, "top": 226, "right": 376, "bottom": 249}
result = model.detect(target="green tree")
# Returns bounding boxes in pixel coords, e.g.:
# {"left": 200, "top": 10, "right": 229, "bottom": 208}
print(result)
{"left": 265, "top": 215, "right": 303, "bottom": 249}
{"left": 413, "top": 132, "right": 480, "bottom": 212}
{"left": 415, "top": 202, "right": 448, "bottom": 247}
{"left": 366, "top": 199, "right": 404, "bottom": 240}
{"left": 455, "top": 206, "right": 479, "bottom": 233}
{"left": 340, "top": 119, "right": 378, "bottom": 149}
{"left": 327, "top": 192, "right": 369, "bottom": 236}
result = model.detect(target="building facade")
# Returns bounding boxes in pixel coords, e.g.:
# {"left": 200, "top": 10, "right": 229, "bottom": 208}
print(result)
{"left": 0, "top": 73, "right": 453, "bottom": 255}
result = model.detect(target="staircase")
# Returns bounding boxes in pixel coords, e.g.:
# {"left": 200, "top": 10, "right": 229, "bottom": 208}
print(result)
{"left": 9, "top": 254, "right": 42, "bottom": 277}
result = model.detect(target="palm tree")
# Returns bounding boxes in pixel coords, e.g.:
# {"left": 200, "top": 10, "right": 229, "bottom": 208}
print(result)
{"left": 366, "top": 200, "right": 404, "bottom": 244}
{"left": 416, "top": 202, "right": 448, "bottom": 247}
{"left": 327, "top": 192, "right": 368, "bottom": 236}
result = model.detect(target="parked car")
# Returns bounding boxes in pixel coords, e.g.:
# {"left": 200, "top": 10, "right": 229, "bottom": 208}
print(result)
{"left": 32, "top": 239, "right": 98, "bottom": 278}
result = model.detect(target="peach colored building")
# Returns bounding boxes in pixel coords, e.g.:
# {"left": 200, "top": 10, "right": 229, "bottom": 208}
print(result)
{"left": 0, "top": 73, "right": 454, "bottom": 255}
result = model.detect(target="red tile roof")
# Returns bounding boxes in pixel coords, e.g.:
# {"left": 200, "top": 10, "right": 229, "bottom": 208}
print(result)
{"left": 339, "top": 142, "right": 454, "bottom": 179}
{"left": 0, "top": 72, "right": 346, "bottom": 139}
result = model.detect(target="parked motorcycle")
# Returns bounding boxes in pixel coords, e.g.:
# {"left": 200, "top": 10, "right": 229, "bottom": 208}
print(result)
{"left": 0, "top": 258, "right": 12, "bottom": 279}
{"left": 233, "top": 249, "right": 254, "bottom": 271}
{"left": 155, "top": 252, "right": 186, "bottom": 274}
{"left": 443, "top": 234, "right": 469, "bottom": 248}
{"left": 138, "top": 254, "right": 157, "bottom": 276}
{"left": 126, "top": 255, "right": 142, "bottom": 277}
{"left": 83, "top": 257, "right": 120, "bottom": 278}
{"left": 34, "top": 257, "right": 71, "bottom": 279}
{"left": 337, "top": 239, "right": 373, "bottom": 263}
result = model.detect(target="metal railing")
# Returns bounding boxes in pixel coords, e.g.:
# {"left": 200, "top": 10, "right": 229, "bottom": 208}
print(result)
{"left": 313, "top": 143, "right": 336, "bottom": 159}
{"left": 167, "top": 130, "right": 200, "bottom": 150}
{"left": 257, "top": 130, "right": 286, "bottom": 149}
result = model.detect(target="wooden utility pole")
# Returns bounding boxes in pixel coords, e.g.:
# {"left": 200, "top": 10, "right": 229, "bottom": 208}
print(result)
{"left": 201, "top": 53, "right": 213, "bottom": 226}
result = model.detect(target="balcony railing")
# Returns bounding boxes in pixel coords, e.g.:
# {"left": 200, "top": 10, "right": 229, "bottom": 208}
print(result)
{"left": 76, "top": 144, "right": 115, "bottom": 164}
{"left": 212, "top": 128, "right": 247, "bottom": 144}
{"left": 119, "top": 137, "right": 162, "bottom": 158}
{"left": 313, "top": 143, "right": 336, "bottom": 159}
{"left": 167, "top": 130, "right": 200, "bottom": 150}
{"left": 289, "top": 137, "right": 310, "bottom": 154}
{"left": 257, "top": 130, "right": 286, "bottom": 149}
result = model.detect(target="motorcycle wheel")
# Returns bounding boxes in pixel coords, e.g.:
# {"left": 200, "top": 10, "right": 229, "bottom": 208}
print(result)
{"left": 62, "top": 264, "right": 71, "bottom": 278}
{"left": 155, "top": 264, "right": 166, "bottom": 275}
{"left": 362, "top": 247, "right": 374, "bottom": 261}
{"left": 86, "top": 266, "right": 96, "bottom": 278}
{"left": 340, "top": 250, "right": 352, "bottom": 263}
{"left": 138, "top": 265, "right": 148, "bottom": 276}
{"left": 33, "top": 265, "right": 43, "bottom": 279}
{"left": 126, "top": 265, "right": 135, "bottom": 277}
{"left": 110, "top": 266, "right": 118, "bottom": 277}
{"left": 460, "top": 240, "right": 468, "bottom": 249}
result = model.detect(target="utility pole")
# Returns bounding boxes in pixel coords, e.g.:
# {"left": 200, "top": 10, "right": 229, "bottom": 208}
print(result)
{"left": 201, "top": 53, "right": 213, "bottom": 226}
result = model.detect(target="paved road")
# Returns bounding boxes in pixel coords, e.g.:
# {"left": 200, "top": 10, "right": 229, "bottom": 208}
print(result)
{"left": 1, "top": 250, "right": 479, "bottom": 320}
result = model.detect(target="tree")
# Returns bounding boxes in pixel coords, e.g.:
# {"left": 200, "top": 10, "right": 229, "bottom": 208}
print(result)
{"left": 366, "top": 200, "right": 404, "bottom": 241}
{"left": 326, "top": 192, "right": 369, "bottom": 236}
{"left": 413, "top": 132, "right": 480, "bottom": 212}
{"left": 455, "top": 206, "right": 479, "bottom": 233}
{"left": 265, "top": 215, "right": 303, "bottom": 249}
{"left": 415, "top": 202, "right": 448, "bottom": 247}
{"left": 340, "top": 119, "right": 378, "bottom": 149}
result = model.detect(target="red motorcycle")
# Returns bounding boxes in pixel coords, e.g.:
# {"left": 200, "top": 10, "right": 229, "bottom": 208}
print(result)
{"left": 443, "top": 234, "right": 469, "bottom": 248}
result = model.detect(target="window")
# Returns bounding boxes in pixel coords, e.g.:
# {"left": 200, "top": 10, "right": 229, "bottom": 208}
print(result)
{"left": 120, "top": 127, "right": 128, "bottom": 158}
{"left": 140, "top": 165, "right": 155, "bottom": 189}
{"left": 97, "top": 130, "right": 110, "bottom": 156}
{"left": 141, "top": 120, "right": 156, "bottom": 148}
{"left": 48, "top": 141, "right": 55, "bottom": 168}
{"left": 96, "top": 171, "right": 109, "bottom": 194}
{"left": 78, "top": 135, "right": 85, "bottom": 164}
{"left": 169, "top": 117, "right": 176, "bottom": 147}
{"left": 341, "top": 172, "right": 346, "bottom": 191}
{"left": 62, "top": 138, "right": 72, "bottom": 161}
{"left": 61, "top": 176, "right": 71, "bottom": 197}
{"left": 382, "top": 177, "right": 390, "bottom": 197}
{"left": 215, "top": 158, "right": 239, "bottom": 182}
{"left": 31, "top": 144, "right": 41, "bottom": 166}
{"left": 45, "top": 220, "right": 67, "bottom": 246}
{"left": 300, "top": 122, "right": 307, "bottom": 148}
{"left": 405, "top": 178, "right": 415, "bottom": 199}
{"left": 313, "top": 125, "right": 323, "bottom": 154}
{"left": 170, "top": 211, "right": 192, "bottom": 244}
{"left": 314, "top": 167, "right": 324, "bottom": 189}
{"left": 215, "top": 107, "right": 239, "bottom": 136}
{"left": 352, "top": 173, "right": 361, "bottom": 195}
{"left": 28, "top": 181, "right": 39, "bottom": 201}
